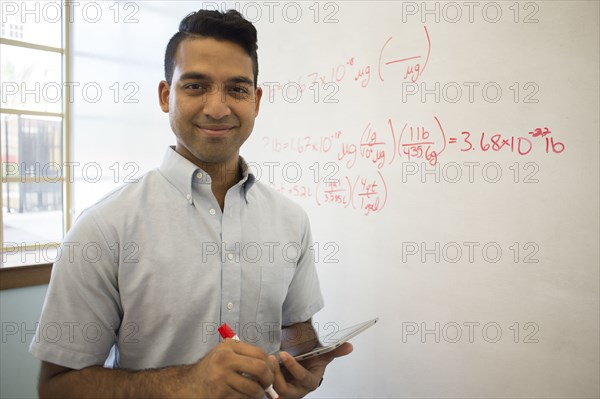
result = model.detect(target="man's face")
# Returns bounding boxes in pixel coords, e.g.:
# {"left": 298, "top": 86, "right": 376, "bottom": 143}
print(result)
{"left": 159, "top": 37, "right": 262, "bottom": 170}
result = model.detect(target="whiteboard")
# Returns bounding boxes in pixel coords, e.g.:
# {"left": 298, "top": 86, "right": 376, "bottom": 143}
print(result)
{"left": 242, "top": 2, "right": 600, "bottom": 398}
{"left": 70, "top": 1, "right": 599, "bottom": 398}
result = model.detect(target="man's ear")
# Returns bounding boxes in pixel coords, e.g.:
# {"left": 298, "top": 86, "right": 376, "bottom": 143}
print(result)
{"left": 158, "top": 81, "right": 170, "bottom": 113}
{"left": 254, "top": 86, "right": 263, "bottom": 117}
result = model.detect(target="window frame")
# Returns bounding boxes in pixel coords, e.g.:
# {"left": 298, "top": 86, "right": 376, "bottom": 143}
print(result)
{"left": 0, "top": 3, "right": 71, "bottom": 288}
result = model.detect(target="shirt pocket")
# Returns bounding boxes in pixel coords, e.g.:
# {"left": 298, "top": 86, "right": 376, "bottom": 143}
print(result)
{"left": 257, "top": 264, "right": 296, "bottom": 326}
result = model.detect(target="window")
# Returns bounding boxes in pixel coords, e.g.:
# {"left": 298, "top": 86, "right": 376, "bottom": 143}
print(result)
{"left": 1, "top": 2, "right": 70, "bottom": 268}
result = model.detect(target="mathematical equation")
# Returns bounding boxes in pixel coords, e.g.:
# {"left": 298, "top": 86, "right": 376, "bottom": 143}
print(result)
{"left": 262, "top": 25, "right": 431, "bottom": 99}
{"left": 262, "top": 116, "right": 565, "bottom": 216}
{"left": 270, "top": 171, "right": 387, "bottom": 217}
{"left": 263, "top": 117, "right": 565, "bottom": 167}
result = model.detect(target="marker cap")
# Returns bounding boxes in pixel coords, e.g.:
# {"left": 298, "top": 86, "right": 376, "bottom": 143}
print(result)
{"left": 218, "top": 323, "right": 236, "bottom": 339}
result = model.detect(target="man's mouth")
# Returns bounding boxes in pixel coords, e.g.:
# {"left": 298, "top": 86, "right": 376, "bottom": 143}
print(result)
{"left": 196, "top": 125, "right": 235, "bottom": 136}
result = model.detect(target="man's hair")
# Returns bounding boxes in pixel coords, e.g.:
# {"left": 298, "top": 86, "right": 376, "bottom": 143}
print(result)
{"left": 164, "top": 9, "right": 259, "bottom": 87}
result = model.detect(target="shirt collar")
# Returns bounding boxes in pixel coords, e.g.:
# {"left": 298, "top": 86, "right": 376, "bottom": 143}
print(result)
{"left": 159, "top": 147, "right": 256, "bottom": 204}
{"left": 239, "top": 155, "right": 256, "bottom": 199}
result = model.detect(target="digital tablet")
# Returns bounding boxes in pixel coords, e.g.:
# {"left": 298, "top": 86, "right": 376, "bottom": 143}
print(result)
{"left": 284, "top": 317, "right": 379, "bottom": 362}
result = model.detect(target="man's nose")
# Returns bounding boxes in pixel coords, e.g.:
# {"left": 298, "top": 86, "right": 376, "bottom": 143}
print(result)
{"left": 202, "top": 87, "right": 231, "bottom": 120}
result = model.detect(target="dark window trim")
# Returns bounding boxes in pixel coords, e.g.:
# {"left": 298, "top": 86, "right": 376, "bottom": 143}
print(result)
{"left": 0, "top": 263, "right": 52, "bottom": 290}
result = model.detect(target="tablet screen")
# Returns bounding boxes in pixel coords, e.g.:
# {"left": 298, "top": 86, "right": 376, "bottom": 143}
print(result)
{"left": 283, "top": 318, "right": 379, "bottom": 361}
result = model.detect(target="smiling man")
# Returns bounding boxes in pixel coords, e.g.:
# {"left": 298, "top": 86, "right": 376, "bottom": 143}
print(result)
{"left": 159, "top": 36, "right": 261, "bottom": 210}
{"left": 30, "top": 9, "right": 350, "bottom": 399}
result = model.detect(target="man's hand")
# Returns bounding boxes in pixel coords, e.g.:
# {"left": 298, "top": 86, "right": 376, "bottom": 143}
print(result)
{"left": 270, "top": 343, "right": 353, "bottom": 399}
{"left": 190, "top": 339, "right": 275, "bottom": 399}
{"left": 38, "top": 339, "right": 275, "bottom": 399}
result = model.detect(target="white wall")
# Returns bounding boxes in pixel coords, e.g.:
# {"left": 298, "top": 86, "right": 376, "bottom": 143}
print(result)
{"left": 0, "top": 285, "right": 48, "bottom": 399}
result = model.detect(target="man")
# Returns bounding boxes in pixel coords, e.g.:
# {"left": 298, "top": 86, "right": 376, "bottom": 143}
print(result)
{"left": 30, "top": 9, "right": 351, "bottom": 399}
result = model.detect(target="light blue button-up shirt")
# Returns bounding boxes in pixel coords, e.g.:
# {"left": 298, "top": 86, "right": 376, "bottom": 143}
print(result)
{"left": 30, "top": 147, "right": 324, "bottom": 370}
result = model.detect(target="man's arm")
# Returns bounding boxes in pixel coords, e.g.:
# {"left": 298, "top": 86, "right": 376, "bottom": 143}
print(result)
{"left": 281, "top": 320, "right": 319, "bottom": 355}
{"left": 38, "top": 340, "right": 275, "bottom": 399}
{"left": 39, "top": 361, "right": 195, "bottom": 399}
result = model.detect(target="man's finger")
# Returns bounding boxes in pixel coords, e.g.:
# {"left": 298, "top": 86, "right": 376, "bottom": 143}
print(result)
{"left": 224, "top": 339, "right": 269, "bottom": 360}
{"left": 270, "top": 355, "right": 289, "bottom": 391}
{"left": 226, "top": 372, "right": 266, "bottom": 399}
{"left": 322, "top": 342, "right": 353, "bottom": 361}
{"left": 279, "top": 351, "right": 319, "bottom": 390}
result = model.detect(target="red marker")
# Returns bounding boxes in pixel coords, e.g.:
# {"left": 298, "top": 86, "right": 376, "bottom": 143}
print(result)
{"left": 218, "top": 323, "right": 280, "bottom": 399}
{"left": 217, "top": 323, "right": 239, "bottom": 341}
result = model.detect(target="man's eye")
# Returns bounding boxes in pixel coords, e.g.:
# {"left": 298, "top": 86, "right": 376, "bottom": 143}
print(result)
{"left": 230, "top": 86, "right": 250, "bottom": 95}
{"left": 185, "top": 83, "right": 207, "bottom": 91}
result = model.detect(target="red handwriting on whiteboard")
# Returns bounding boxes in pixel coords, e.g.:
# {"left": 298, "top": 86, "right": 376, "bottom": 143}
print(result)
{"left": 308, "top": 63, "right": 347, "bottom": 86}
{"left": 452, "top": 128, "right": 565, "bottom": 155}
{"left": 354, "top": 65, "right": 371, "bottom": 88}
{"left": 337, "top": 121, "right": 398, "bottom": 169}
{"left": 357, "top": 174, "right": 388, "bottom": 216}
{"left": 337, "top": 141, "right": 357, "bottom": 168}
{"left": 395, "top": 116, "right": 446, "bottom": 166}
{"left": 359, "top": 123, "right": 388, "bottom": 169}
{"left": 263, "top": 25, "right": 431, "bottom": 97}
{"left": 315, "top": 171, "right": 388, "bottom": 216}
{"left": 325, "top": 178, "right": 351, "bottom": 207}
{"left": 528, "top": 127, "right": 551, "bottom": 137}
{"left": 270, "top": 182, "right": 313, "bottom": 199}
{"left": 261, "top": 117, "right": 566, "bottom": 216}
{"left": 262, "top": 132, "right": 340, "bottom": 154}
{"left": 378, "top": 26, "right": 431, "bottom": 83}
{"left": 263, "top": 119, "right": 565, "bottom": 169}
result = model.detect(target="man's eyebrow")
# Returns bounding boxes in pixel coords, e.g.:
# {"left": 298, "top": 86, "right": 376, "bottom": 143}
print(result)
{"left": 227, "top": 76, "right": 254, "bottom": 86}
{"left": 178, "top": 72, "right": 211, "bottom": 81}
{"left": 178, "top": 72, "right": 254, "bottom": 86}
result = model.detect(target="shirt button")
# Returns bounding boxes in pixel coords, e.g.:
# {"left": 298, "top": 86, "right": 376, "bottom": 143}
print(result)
{"left": 209, "top": 208, "right": 216, "bottom": 215}
{"left": 186, "top": 194, "right": 192, "bottom": 204}
{"left": 226, "top": 302, "right": 234, "bottom": 310}
{"left": 196, "top": 173, "right": 203, "bottom": 179}
{"left": 227, "top": 253, "right": 235, "bottom": 261}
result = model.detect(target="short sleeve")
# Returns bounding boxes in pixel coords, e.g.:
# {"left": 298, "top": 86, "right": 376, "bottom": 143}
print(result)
{"left": 29, "top": 209, "right": 122, "bottom": 369}
{"left": 281, "top": 212, "right": 324, "bottom": 326}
